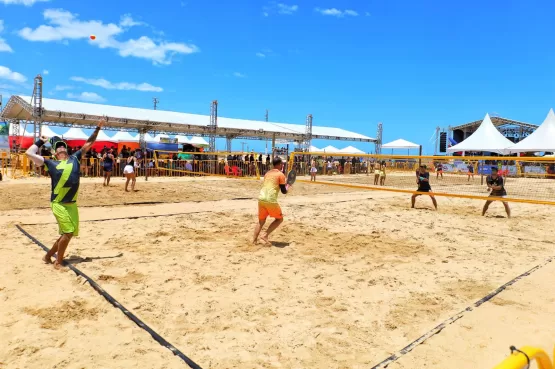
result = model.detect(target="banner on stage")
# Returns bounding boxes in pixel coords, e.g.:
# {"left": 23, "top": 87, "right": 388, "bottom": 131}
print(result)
{"left": 0, "top": 122, "right": 9, "bottom": 158}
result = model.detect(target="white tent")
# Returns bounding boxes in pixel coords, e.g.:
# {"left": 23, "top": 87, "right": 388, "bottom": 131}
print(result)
{"left": 339, "top": 145, "right": 365, "bottom": 154}
{"left": 143, "top": 133, "right": 156, "bottom": 142}
{"left": 96, "top": 130, "right": 116, "bottom": 142}
{"left": 63, "top": 127, "right": 88, "bottom": 140}
{"left": 321, "top": 145, "right": 340, "bottom": 153}
{"left": 189, "top": 137, "right": 209, "bottom": 146}
{"left": 382, "top": 138, "right": 420, "bottom": 149}
{"left": 447, "top": 114, "right": 513, "bottom": 155}
{"left": 175, "top": 135, "right": 191, "bottom": 144}
{"left": 41, "top": 126, "right": 58, "bottom": 138}
{"left": 308, "top": 145, "right": 321, "bottom": 152}
{"left": 508, "top": 109, "right": 555, "bottom": 153}
{"left": 111, "top": 130, "right": 138, "bottom": 142}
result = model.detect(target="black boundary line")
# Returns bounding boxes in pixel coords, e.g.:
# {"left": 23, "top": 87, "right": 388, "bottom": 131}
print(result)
{"left": 21, "top": 197, "right": 373, "bottom": 226}
{"left": 15, "top": 225, "right": 203, "bottom": 369}
{"left": 370, "top": 255, "right": 555, "bottom": 368}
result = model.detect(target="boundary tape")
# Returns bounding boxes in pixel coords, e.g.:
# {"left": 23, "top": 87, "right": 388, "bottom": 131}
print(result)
{"left": 16, "top": 225, "right": 203, "bottom": 369}
{"left": 370, "top": 255, "right": 555, "bottom": 368}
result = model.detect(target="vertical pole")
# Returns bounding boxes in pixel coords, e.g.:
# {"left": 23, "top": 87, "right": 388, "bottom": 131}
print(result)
{"left": 140, "top": 129, "right": 147, "bottom": 181}
{"left": 271, "top": 133, "right": 276, "bottom": 159}
{"left": 418, "top": 145, "right": 422, "bottom": 167}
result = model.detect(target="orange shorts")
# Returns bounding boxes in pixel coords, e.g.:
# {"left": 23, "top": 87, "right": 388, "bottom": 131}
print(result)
{"left": 258, "top": 201, "right": 283, "bottom": 220}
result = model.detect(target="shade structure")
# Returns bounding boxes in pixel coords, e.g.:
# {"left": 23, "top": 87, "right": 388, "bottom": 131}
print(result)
{"left": 447, "top": 114, "right": 514, "bottom": 155}
{"left": 308, "top": 145, "right": 321, "bottom": 152}
{"left": 112, "top": 130, "right": 139, "bottom": 151}
{"left": 90, "top": 129, "right": 117, "bottom": 151}
{"left": 339, "top": 145, "right": 365, "bottom": 154}
{"left": 63, "top": 127, "right": 88, "bottom": 147}
{"left": 189, "top": 136, "right": 209, "bottom": 146}
{"left": 507, "top": 109, "right": 555, "bottom": 153}
{"left": 382, "top": 138, "right": 420, "bottom": 149}
{"left": 41, "top": 125, "right": 58, "bottom": 138}
{"left": 321, "top": 145, "right": 340, "bottom": 153}
{"left": 175, "top": 135, "right": 191, "bottom": 144}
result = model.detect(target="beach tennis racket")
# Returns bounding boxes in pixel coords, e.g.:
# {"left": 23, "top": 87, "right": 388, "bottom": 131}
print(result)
{"left": 286, "top": 169, "right": 296, "bottom": 186}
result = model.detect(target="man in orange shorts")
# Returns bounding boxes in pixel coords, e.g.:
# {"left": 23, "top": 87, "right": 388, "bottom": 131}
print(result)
{"left": 253, "top": 156, "right": 290, "bottom": 245}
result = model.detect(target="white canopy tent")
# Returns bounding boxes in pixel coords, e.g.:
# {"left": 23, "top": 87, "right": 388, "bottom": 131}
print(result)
{"left": 507, "top": 109, "right": 555, "bottom": 153}
{"left": 382, "top": 138, "right": 420, "bottom": 150}
{"left": 175, "top": 135, "right": 191, "bottom": 144}
{"left": 308, "top": 145, "right": 321, "bottom": 152}
{"left": 382, "top": 138, "right": 421, "bottom": 155}
{"left": 96, "top": 130, "right": 116, "bottom": 142}
{"left": 189, "top": 137, "right": 209, "bottom": 146}
{"left": 339, "top": 145, "right": 365, "bottom": 154}
{"left": 63, "top": 127, "right": 88, "bottom": 140}
{"left": 41, "top": 126, "right": 58, "bottom": 138}
{"left": 111, "top": 130, "right": 138, "bottom": 142}
{"left": 321, "top": 145, "right": 340, "bottom": 153}
{"left": 447, "top": 114, "right": 514, "bottom": 155}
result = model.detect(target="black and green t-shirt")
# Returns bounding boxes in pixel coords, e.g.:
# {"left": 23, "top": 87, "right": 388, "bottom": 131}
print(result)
{"left": 44, "top": 150, "right": 82, "bottom": 203}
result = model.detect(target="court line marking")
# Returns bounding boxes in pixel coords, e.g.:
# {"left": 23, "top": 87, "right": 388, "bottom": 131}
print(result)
{"left": 370, "top": 255, "right": 555, "bottom": 368}
{"left": 16, "top": 225, "right": 203, "bottom": 369}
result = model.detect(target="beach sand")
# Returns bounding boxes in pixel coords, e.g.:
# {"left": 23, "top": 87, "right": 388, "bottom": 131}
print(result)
{"left": 1, "top": 175, "right": 554, "bottom": 368}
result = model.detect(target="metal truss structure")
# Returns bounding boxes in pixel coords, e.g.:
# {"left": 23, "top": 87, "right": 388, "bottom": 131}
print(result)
{"left": 375, "top": 122, "right": 383, "bottom": 154}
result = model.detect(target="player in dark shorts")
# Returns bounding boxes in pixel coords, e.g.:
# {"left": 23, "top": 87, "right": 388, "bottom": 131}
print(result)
{"left": 25, "top": 118, "right": 104, "bottom": 269}
{"left": 482, "top": 166, "right": 511, "bottom": 218}
{"left": 467, "top": 163, "right": 474, "bottom": 181}
{"left": 435, "top": 162, "right": 443, "bottom": 179}
{"left": 411, "top": 165, "right": 438, "bottom": 210}
{"left": 102, "top": 148, "right": 115, "bottom": 186}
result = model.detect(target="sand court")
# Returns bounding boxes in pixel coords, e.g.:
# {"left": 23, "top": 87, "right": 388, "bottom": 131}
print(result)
{"left": 3, "top": 176, "right": 554, "bottom": 368}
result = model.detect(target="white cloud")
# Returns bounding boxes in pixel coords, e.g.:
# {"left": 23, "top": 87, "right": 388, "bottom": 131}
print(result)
{"left": 256, "top": 52, "right": 266, "bottom": 58}
{"left": 119, "top": 14, "right": 146, "bottom": 28}
{"left": 70, "top": 76, "right": 163, "bottom": 92}
{"left": 67, "top": 92, "right": 105, "bottom": 103}
{"left": 263, "top": 2, "right": 298, "bottom": 16}
{"left": 315, "top": 8, "right": 359, "bottom": 17}
{"left": 0, "top": 0, "right": 50, "bottom": 5}
{"left": 42, "top": 69, "right": 49, "bottom": 75}
{"left": 0, "top": 20, "right": 13, "bottom": 53}
{"left": 18, "top": 9, "right": 199, "bottom": 65}
{"left": 233, "top": 72, "right": 246, "bottom": 78}
{"left": 0, "top": 65, "right": 26, "bottom": 83}
{"left": 54, "top": 85, "right": 73, "bottom": 91}
{"left": 277, "top": 3, "right": 298, "bottom": 14}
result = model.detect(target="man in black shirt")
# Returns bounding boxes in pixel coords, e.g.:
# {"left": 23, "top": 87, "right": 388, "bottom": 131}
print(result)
{"left": 482, "top": 167, "right": 511, "bottom": 218}
{"left": 411, "top": 165, "right": 438, "bottom": 210}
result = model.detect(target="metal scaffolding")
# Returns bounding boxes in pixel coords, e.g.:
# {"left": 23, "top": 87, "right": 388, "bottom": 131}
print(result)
{"left": 303, "top": 114, "right": 313, "bottom": 152}
{"left": 375, "top": 122, "right": 383, "bottom": 154}
{"left": 209, "top": 100, "right": 218, "bottom": 152}
{"left": 31, "top": 75, "right": 43, "bottom": 140}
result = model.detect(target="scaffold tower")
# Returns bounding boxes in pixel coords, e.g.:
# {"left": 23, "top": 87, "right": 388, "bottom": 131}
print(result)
{"left": 209, "top": 100, "right": 218, "bottom": 152}
{"left": 375, "top": 122, "right": 383, "bottom": 154}
{"left": 303, "top": 114, "right": 313, "bottom": 152}
{"left": 31, "top": 75, "right": 43, "bottom": 140}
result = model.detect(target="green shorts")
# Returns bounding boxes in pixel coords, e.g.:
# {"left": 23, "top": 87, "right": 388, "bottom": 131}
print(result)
{"left": 51, "top": 202, "right": 79, "bottom": 237}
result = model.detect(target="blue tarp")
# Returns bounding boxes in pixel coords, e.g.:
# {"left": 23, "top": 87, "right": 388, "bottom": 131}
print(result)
{"left": 146, "top": 142, "right": 179, "bottom": 152}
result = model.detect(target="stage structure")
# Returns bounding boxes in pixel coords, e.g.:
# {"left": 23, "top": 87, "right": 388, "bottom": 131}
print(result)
{"left": 1, "top": 76, "right": 376, "bottom": 157}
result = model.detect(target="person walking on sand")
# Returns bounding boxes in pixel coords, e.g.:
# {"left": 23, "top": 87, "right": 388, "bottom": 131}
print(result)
{"left": 25, "top": 118, "right": 105, "bottom": 269}
{"left": 102, "top": 148, "right": 115, "bottom": 186}
{"left": 253, "top": 157, "right": 290, "bottom": 245}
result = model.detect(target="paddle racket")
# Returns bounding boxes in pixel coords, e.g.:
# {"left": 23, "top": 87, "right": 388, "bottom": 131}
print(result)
{"left": 286, "top": 169, "right": 297, "bottom": 186}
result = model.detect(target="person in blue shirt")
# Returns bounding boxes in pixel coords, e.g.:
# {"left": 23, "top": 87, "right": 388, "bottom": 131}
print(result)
{"left": 25, "top": 118, "right": 105, "bottom": 269}
{"left": 411, "top": 165, "right": 438, "bottom": 210}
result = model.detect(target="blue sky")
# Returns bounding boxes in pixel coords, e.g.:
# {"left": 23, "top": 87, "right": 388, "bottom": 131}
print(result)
{"left": 0, "top": 0, "right": 554, "bottom": 154}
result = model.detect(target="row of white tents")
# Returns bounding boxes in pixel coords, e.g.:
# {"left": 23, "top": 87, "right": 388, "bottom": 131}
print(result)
{"left": 447, "top": 109, "right": 555, "bottom": 155}
{"left": 308, "top": 145, "right": 366, "bottom": 154}
{"left": 8, "top": 125, "right": 210, "bottom": 146}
